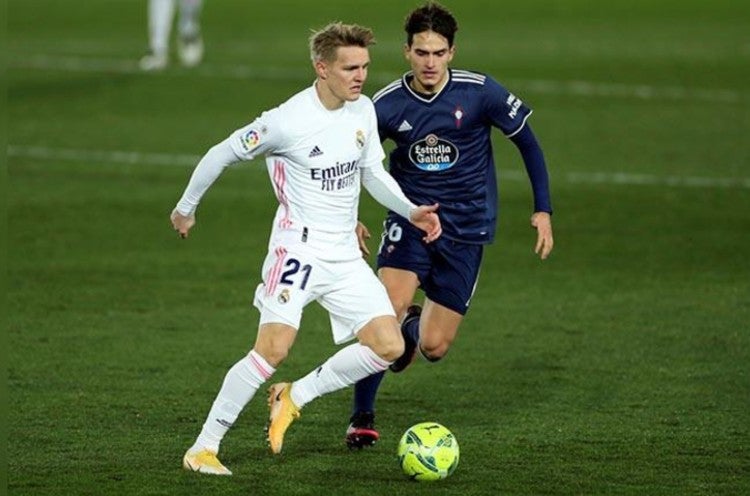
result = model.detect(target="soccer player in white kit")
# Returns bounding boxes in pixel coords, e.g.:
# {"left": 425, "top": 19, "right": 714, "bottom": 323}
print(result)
{"left": 172, "top": 23, "right": 442, "bottom": 475}
{"left": 139, "top": 0, "right": 203, "bottom": 71}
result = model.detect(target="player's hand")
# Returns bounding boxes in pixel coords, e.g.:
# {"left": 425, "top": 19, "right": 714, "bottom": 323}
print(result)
{"left": 409, "top": 203, "right": 442, "bottom": 243}
{"left": 355, "top": 220, "right": 371, "bottom": 258}
{"left": 171, "top": 209, "right": 196, "bottom": 239}
{"left": 531, "top": 211, "right": 553, "bottom": 259}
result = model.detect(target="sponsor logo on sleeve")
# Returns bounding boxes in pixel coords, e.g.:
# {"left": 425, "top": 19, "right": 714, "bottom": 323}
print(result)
{"left": 240, "top": 129, "right": 261, "bottom": 152}
{"left": 408, "top": 134, "right": 459, "bottom": 171}
{"left": 506, "top": 94, "right": 522, "bottom": 119}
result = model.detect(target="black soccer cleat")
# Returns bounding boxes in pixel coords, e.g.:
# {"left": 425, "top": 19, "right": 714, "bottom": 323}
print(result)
{"left": 345, "top": 411, "right": 379, "bottom": 450}
{"left": 389, "top": 304, "right": 422, "bottom": 373}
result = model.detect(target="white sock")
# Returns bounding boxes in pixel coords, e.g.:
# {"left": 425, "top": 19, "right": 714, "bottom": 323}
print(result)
{"left": 178, "top": 0, "right": 202, "bottom": 39}
{"left": 290, "top": 344, "right": 391, "bottom": 408}
{"left": 147, "top": 0, "right": 176, "bottom": 55}
{"left": 191, "top": 350, "right": 275, "bottom": 453}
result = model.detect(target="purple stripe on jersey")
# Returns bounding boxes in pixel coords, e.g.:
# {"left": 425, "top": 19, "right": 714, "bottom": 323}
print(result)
{"left": 273, "top": 160, "right": 292, "bottom": 228}
{"left": 265, "top": 246, "right": 287, "bottom": 296}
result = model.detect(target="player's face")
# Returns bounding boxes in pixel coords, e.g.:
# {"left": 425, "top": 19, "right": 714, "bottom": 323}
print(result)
{"left": 405, "top": 31, "right": 455, "bottom": 94}
{"left": 315, "top": 46, "right": 370, "bottom": 109}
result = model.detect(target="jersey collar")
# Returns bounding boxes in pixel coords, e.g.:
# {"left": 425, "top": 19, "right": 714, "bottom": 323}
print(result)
{"left": 310, "top": 80, "right": 346, "bottom": 114}
{"left": 402, "top": 69, "right": 452, "bottom": 103}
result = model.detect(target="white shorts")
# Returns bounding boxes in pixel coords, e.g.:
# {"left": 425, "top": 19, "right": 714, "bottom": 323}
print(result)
{"left": 253, "top": 231, "right": 395, "bottom": 344}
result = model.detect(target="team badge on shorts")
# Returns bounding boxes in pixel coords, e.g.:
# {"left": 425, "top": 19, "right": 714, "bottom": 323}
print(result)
{"left": 355, "top": 130, "right": 365, "bottom": 149}
{"left": 278, "top": 288, "right": 291, "bottom": 304}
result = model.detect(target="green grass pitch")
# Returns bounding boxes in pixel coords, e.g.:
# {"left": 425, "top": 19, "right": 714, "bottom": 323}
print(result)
{"left": 7, "top": 1, "right": 750, "bottom": 494}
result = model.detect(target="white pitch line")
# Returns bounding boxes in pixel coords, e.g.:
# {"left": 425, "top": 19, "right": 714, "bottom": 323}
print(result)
{"left": 563, "top": 171, "right": 750, "bottom": 189}
{"left": 9, "top": 54, "right": 746, "bottom": 104}
{"left": 508, "top": 78, "right": 742, "bottom": 104}
{"left": 9, "top": 145, "right": 750, "bottom": 190}
{"left": 15, "top": 55, "right": 142, "bottom": 74}
{"left": 8, "top": 145, "right": 200, "bottom": 167}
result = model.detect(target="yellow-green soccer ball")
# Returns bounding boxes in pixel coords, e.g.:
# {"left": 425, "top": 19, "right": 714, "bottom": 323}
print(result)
{"left": 397, "top": 422, "right": 460, "bottom": 481}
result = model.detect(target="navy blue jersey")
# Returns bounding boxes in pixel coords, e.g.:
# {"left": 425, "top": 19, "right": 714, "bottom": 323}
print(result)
{"left": 373, "top": 69, "right": 533, "bottom": 244}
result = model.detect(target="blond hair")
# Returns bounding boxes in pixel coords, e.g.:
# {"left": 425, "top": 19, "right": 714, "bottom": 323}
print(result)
{"left": 309, "top": 22, "right": 376, "bottom": 62}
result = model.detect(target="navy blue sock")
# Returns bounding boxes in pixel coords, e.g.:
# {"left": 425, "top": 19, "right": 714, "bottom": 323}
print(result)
{"left": 352, "top": 371, "right": 385, "bottom": 415}
{"left": 351, "top": 316, "right": 422, "bottom": 415}
{"left": 403, "top": 317, "right": 420, "bottom": 347}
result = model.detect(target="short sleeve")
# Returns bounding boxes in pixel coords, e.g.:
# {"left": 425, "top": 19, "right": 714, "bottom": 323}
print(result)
{"left": 483, "top": 76, "right": 533, "bottom": 138}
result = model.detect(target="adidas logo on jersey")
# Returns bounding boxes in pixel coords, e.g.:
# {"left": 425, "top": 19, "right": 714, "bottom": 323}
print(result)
{"left": 397, "top": 120, "right": 413, "bottom": 132}
{"left": 308, "top": 146, "right": 323, "bottom": 157}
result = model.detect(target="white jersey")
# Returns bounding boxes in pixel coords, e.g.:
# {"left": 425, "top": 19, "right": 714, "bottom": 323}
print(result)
{"left": 175, "top": 82, "right": 416, "bottom": 262}
{"left": 174, "top": 82, "right": 419, "bottom": 337}
{"left": 234, "top": 86, "right": 399, "bottom": 338}
{"left": 230, "top": 84, "right": 384, "bottom": 237}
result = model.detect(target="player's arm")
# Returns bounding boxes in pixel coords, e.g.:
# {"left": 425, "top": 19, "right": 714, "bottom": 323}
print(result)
{"left": 360, "top": 165, "right": 442, "bottom": 243}
{"left": 355, "top": 221, "right": 371, "bottom": 257}
{"left": 172, "top": 112, "right": 281, "bottom": 238}
{"left": 171, "top": 138, "right": 240, "bottom": 238}
{"left": 509, "top": 124, "right": 554, "bottom": 259}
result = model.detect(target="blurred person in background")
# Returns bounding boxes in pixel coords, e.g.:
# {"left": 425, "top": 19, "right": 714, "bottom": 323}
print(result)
{"left": 140, "top": 0, "right": 204, "bottom": 70}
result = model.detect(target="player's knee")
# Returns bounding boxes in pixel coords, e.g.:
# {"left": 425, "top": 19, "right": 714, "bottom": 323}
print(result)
{"left": 378, "top": 332, "right": 405, "bottom": 362}
{"left": 419, "top": 341, "right": 449, "bottom": 362}
{"left": 358, "top": 316, "right": 405, "bottom": 362}
{"left": 254, "top": 322, "right": 297, "bottom": 367}
{"left": 371, "top": 328, "right": 405, "bottom": 362}
{"left": 251, "top": 343, "right": 289, "bottom": 368}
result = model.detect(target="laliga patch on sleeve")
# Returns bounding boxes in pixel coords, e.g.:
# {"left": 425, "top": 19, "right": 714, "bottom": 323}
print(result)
{"left": 239, "top": 129, "right": 261, "bottom": 153}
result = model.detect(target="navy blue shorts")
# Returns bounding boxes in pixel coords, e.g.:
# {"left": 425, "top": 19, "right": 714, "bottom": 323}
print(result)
{"left": 376, "top": 214, "right": 484, "bottom": 316}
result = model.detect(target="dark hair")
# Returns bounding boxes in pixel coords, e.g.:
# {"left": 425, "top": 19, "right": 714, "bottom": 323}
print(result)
{"left": 404, "top": 2, "right": 459, "bottom": 47}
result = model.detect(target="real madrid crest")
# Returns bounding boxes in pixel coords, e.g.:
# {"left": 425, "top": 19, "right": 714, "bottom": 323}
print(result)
{"left": 278, "top": 288, "right": 291, "bottom": 304}
{"left": 356, "top": 130, "right": 365, "bottom": 149}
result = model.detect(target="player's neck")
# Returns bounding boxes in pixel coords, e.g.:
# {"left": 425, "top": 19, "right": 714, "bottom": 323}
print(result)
{"left": 409, "top": 70, "right": 449, "bottom": 95}
{"left": 314, "top": 80, "right": 345, "bottom": 111}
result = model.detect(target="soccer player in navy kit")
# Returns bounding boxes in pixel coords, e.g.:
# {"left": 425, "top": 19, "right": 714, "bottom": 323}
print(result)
{"left": 345, "top": 2, "right": 554, "bottom": 448}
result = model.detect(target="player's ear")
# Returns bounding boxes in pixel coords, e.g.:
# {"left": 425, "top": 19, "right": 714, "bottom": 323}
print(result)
{"left": 403, "top": 43, "right": 410, "bottom": 61}
{"left": 314, "top": 59, "right": 328, "bottom": 80}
